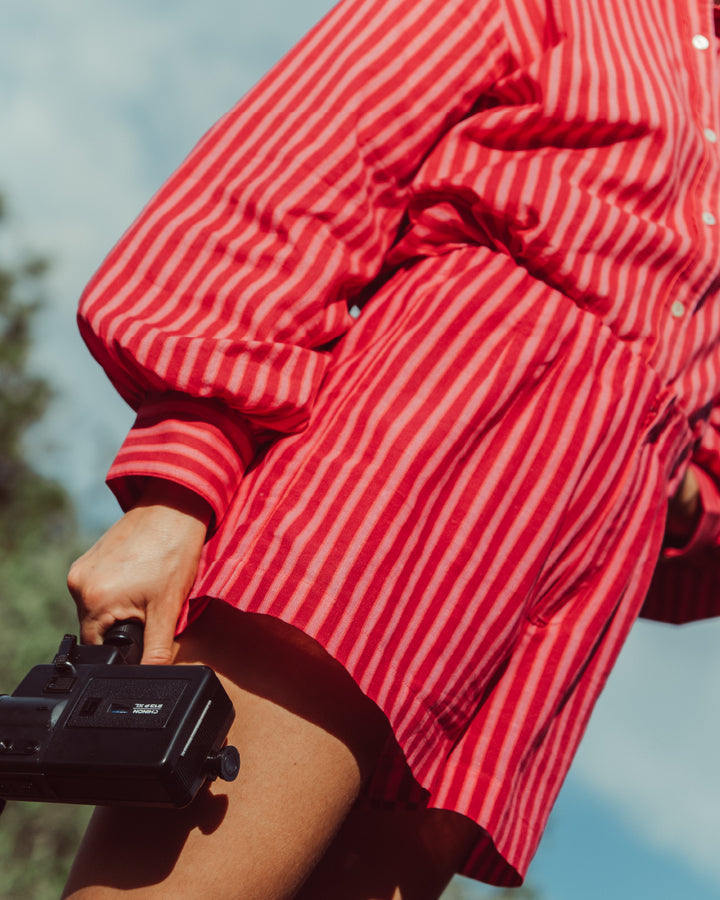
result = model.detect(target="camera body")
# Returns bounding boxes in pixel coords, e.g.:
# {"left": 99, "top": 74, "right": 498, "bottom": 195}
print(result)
{"left": 0, "top": 622, "right": 239, "bottom": 809}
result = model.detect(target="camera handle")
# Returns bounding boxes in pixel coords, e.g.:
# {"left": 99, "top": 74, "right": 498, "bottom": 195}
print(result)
{"left": 103, "top": 620, "right": 144, "bottom": 665}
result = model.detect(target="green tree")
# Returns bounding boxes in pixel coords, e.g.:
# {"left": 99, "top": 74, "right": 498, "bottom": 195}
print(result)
{"left": 0, "top": 196, "right": 91, "bottom": 900}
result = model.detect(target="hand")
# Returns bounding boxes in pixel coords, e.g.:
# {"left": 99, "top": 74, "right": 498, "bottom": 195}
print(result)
{"left": 665, "top": 466, "right": 701, "bottom": 548}
{"left": 67, "top": 480, "right": 212, "bottom": 664}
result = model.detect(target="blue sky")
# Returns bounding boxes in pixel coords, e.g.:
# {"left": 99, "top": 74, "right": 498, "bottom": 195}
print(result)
{"left": 2, "top": 3, "right": 719, "bottom": 898}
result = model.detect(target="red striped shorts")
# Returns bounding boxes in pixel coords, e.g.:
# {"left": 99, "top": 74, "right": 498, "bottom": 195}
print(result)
{"left": 191, "top": 247, "right": 692, "bottom": 885}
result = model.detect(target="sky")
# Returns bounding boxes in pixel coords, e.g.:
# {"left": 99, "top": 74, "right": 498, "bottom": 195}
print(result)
{"left": 2, "top": 2, "right": 720, "bottom": 898}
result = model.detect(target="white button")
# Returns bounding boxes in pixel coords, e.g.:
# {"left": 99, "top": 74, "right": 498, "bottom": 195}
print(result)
{"left": 693, "top": 34, "right": 711, "bottom": 50}
{"left": 671, "top": 300, "right": 686, "bottom": 318}
{"left": 704, "top": 128, "right": 718, "bottom": 143}
{"left": 348, "top": 304, "right": 362, "bottom": 319}
{"left": 702, "top": 211, "right": 717, "bottom": 225}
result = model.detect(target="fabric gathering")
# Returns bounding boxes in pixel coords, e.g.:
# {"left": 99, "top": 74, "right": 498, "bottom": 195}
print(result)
{"left": 74, "top": 0, "right": 720, "bottom": 888}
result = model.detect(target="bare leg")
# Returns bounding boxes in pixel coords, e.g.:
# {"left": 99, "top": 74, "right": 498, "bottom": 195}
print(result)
{"left": 62, "top": 600, "right": 388, "bottom": 899}
{"left": 62, "top": 600, "right": 477, "bottom": 900}
{"left": 295, "top": 806, "right": 478, "bottom": 900}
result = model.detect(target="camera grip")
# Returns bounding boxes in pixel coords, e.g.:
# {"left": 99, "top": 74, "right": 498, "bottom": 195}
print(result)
{"left": 103, "top": 620, "right": 144, "bottom": 665}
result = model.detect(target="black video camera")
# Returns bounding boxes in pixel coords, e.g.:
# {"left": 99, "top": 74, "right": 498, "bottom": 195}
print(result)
{"left": 0, "top": 621, "right": 239, "bottom": 811}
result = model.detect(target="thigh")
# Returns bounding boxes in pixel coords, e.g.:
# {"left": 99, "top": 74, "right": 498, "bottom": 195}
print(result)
{"left": 296, "top": 805, "right": 478, "bottom": 900}
{"left": 62, "top": 600, "right": 391, "bottom": 900}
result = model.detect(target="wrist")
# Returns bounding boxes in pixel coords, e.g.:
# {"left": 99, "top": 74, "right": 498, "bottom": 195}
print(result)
{"left": 134, "top": 478, "right": 214, "bottom": 531}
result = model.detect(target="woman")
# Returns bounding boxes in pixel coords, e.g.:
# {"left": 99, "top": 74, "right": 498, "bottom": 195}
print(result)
{"left": 63, "top": 0, "right": 720, "bottom": 895}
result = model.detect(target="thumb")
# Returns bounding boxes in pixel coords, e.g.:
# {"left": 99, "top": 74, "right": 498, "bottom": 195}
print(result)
{"left": 140, "top": 603, "right": 180, "bottom": 665}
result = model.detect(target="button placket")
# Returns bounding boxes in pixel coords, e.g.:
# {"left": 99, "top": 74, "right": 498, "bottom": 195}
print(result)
{"left": 690, "top": 27, "right": 720, "bottom": 285}
{"left": 671, "top": 300, "right": 686, "bottom": 318}
{"left": 670, "top": 18, "right": 720, "bottom": 328}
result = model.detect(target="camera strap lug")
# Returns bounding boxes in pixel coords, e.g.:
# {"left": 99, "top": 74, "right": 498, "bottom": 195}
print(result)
{"left": 46, "top": 634, "right": 79, "bottom": 692}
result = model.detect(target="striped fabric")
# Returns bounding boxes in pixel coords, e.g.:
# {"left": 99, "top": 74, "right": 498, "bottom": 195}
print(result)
{"left": 77, "top": 0, "right": 720, "bottom": 885}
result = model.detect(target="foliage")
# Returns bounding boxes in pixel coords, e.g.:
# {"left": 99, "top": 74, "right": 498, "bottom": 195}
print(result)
{"left": 0, "top": 802, "right": 91, "bottom": 900}
{"left": 0, "top": 197, "right": 91, "bottom": 899}
{"left": 0, "top": 199, "right": 72, "bottom": 556}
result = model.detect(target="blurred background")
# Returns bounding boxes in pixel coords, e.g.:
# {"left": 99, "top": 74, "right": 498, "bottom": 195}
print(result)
{"left": 1, "top": 2, "right": 719, "bottom": 897}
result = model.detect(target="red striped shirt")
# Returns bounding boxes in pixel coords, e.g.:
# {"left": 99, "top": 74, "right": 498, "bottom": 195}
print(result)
{"left": 78, "top": 0, "right": 720, "bottom": 884}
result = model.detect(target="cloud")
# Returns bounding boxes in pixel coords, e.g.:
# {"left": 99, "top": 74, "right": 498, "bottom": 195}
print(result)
{"left": 1, "top": 0, "right": 335, "bottom": 527}
{"left": 571, "top": 616, "right": 720, "bottom": 885}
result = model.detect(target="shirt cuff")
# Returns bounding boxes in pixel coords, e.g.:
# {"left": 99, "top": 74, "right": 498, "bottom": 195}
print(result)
{"left": 662, "top": 464, "right": 720, "bottom": 558}
{"left": 106, "top": 393, "right": 257, "bottom": 528}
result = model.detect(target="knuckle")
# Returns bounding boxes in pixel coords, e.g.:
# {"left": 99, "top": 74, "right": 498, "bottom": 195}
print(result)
{"left": 81, "top": 610, "right": 124, "bottom": 645}
{"left": 143, "top": 650, "right": 173, "bottom": 666}
{"left": 66, "top": 558, "right": 86, "bottom": 595}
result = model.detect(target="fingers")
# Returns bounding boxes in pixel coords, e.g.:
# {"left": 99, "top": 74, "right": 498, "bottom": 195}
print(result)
{"left": 67, "top": 484, "right": 212, "bottom": 661}
{"left": 67, "top": 541, "right": 148, "bottom": 646}
{"left": 68, "top": 546, "right": 179, "bottom": 661}
{"left": 665, "top": 466, "right": 702, "bottom": 547}
{"left": 140, "top": 601, "right": 182, "bottom": 665}
{"left": 673, "top": 466, "right": 700, "bottom": 515}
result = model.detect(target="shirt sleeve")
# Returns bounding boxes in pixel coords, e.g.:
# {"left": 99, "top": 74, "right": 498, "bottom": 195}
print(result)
{"left": 640, "top": 406, "right": 720, "bottom": 623}
{"left": 78, "top": 0, "right": 509, "bottom": 523}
